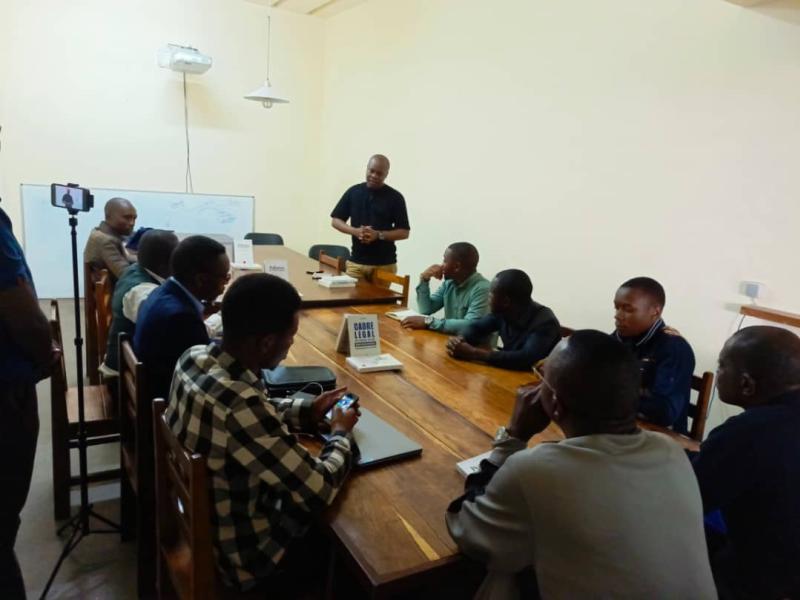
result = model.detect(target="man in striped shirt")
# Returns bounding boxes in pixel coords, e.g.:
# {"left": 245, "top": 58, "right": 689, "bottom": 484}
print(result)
{"left": 167, "top": 274, "right": 359, "bottom": 592}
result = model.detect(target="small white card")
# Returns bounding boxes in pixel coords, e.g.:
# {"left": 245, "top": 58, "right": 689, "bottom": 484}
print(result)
{"left": 265, "top": 259, "right": 290, "bottom": 281}
{"left": 234, "top": 239, "right": 254, "bottom": 265}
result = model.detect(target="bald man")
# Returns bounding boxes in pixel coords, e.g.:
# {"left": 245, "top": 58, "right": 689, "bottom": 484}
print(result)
{"left": 84, "top": 197, "right": 137, "bottom": 280}
{"left": 692, "top": 326, "right": 800, "bottom": 598}
{"left": 330, "top": 155, "right": 410, "bottom": 285}
{"left": 447, "top": 331, "right": 715, "bottom": 597}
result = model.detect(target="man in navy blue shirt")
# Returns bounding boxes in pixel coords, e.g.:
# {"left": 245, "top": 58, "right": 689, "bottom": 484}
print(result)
{"left": 0, "top": 202, "right": 52, "bottom": 598}
{"left": 330, "top": 155, "right": 410, "bottom": 284}
{"left": 134, "top": 235, "right": 230, "bottom": 402}
{"left": 612, "top": 277, "right": 695, "bottom": 433}
{"left": 692, "top": 326, "right": 800, "bottom": 599}
{"left": 447, "top": 269, "right": 561, "bottom": 371}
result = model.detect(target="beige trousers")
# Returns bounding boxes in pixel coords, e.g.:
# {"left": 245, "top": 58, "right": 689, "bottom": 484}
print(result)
{"left": 345, "top": 261, "right": 397, "bottom": 288}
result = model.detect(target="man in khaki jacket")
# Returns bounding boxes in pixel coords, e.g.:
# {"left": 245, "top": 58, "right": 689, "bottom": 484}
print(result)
{"left": 83, "top": 197, "right": 137, "bottom": 280}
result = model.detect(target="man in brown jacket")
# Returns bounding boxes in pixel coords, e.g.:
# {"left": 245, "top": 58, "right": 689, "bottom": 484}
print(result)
{"left": 83, "top": 197, "right": 138, "bottom": 280}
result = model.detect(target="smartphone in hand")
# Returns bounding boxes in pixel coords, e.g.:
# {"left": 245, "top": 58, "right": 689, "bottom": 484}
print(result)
{"left": 325, "top": 393, "right": 359, "bottom": 420}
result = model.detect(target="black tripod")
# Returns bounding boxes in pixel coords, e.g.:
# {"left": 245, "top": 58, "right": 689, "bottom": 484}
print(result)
{"left": 39, "top": 210, "right": 119, "bottom": 599}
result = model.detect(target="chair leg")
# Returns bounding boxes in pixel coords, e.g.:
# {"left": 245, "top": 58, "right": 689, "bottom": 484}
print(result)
{"left": 52, "top": 430, "right": 71, "bottom": 521}
{"left": 120, "top": 473, "right": 136, "bottom": 542}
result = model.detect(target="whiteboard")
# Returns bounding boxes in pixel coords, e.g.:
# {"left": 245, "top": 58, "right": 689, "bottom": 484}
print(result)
{"left": 21, "top": 184, "right": 254, "bottom": 298}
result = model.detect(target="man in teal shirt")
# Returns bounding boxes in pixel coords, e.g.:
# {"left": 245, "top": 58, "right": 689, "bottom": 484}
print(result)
{"left": 402, "top": 242, "right": 489, "bottom": 335}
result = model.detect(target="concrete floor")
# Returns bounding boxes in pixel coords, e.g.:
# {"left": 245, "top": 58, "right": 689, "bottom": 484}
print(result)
{"left": 18, "top": 299, "right": 136, "bottom": 599}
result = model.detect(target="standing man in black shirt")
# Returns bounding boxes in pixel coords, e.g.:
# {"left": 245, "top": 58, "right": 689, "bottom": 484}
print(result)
{"left": 330, "top": 155, "right": 410, "bottom": 284}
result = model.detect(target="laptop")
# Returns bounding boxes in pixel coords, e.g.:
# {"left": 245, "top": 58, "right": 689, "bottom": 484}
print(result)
{"left": 292, "top": 392, "right": 422, "bottom": 468}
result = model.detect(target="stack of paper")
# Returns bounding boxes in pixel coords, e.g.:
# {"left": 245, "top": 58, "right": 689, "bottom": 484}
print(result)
{"left": 346, "top": 353, "right": 403, "bottom": 373}
{"left": 318, "top": 275, "right": 358, "bottom": 288}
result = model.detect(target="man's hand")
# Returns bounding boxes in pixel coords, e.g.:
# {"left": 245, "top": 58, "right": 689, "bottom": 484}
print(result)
{"left": 402, "top": 315, "right": 429, "bottom": 330}
{"left": 360, "top": 226, "right": 379, "bottom": 244}
{"left": 420, "top": 264, "right": 444, "bottom": 282}
{"left": 507, "top": 384, "right": 551, "bottom": 442}
{"left": 330, "top": 403, "right": 360, "bottom": 435}
{"left": 310, "top": 387, "right": 348, "bottom": 425}
{"left": 447, "top": 336, "right": 478, "bottom": 360}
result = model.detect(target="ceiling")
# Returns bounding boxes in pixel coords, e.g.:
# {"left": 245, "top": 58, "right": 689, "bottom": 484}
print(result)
{"left": 245, "top": 0, "right": 368, "bottom": 18}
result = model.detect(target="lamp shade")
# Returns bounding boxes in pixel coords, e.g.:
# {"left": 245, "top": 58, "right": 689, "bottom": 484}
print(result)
{"left": 244, "top": 81, "right": 289, "bottom": 108}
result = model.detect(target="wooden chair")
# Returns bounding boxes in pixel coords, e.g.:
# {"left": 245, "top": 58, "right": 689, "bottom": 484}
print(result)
{"left": 152, "top": 399, "right": 262, "bottom": 600}
{"left": 319, "top": 250, "right": 346, "bottom": 274}
{"left": 244, "top": 232, "right": 284, "bottom": 246}
{"left": 49, "top": 300, "right": 120, "bottom": 520}
{"left": 83, "top": 263, "right": 101, "bottom": 384}
{"left": 688, "top": 371, "right": 714, "bottom": 442}
{"left": 118, "top": 333, "right": 156, "bottom": 597}
{"left": 308, "top": 244, "right": 350, "bottom": 262}
{"left": 94, "top": 269, "right": 113, "bottom": 369}
{"left": 559, "top": 326, "right": 575, "bottom": 337}
{"left": 373, "top": 269, "right": 411, "bottom": 306}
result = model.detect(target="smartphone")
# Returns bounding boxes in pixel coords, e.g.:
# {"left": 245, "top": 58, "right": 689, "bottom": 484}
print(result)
{"left": 325, "top": 393, "right": 358, "bottom": 420}
{"left": 50, "top": 183, "right": 94, "bottom": 212}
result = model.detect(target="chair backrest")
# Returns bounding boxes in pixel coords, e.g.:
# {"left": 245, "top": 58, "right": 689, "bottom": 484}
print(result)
{"left": 308, "top": 244, "right": 350, "bottom": 262}
{"left": 84, "top": 262, "right": 101, "bottom": 384}
{"left": 559, "top": 326, "right": 575, "bottom": 338}
{"left": 688, "top": 371, "right": 714, "bottom": 442}
{"left": 49, "top": 300, "right": 69, "bottom": 427}
{"left": 244, "top": 232, "right": 284, "bottom": 246}
{"left": 119, "top": 334, "right": 150, "bottom": 493}
{"left": 319, "top": 250, "right": 345, "bottom": 274}
{"left": 153, "top": 398, "right": 216, "bottom": 600}
{"left": 373, "top": 269, "right": 411, "bottom": 306}
{"left": 94, "top": 269, "right": 113, "bottom": 361}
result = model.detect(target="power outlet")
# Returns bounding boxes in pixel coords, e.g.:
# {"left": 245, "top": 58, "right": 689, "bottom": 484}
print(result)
{"left": 740, "top": 281, "right": 763, "bottom": 301}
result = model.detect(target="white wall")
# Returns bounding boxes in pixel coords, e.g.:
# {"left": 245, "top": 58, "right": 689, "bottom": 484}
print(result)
{"left": 315, "top": 0, "right": 800, "bottom": 428}
{"left": 0, "top": 0, "right": 324, "bottom": 253}
{"left": 3, "top": 0, "right": 798, "bottom": 430}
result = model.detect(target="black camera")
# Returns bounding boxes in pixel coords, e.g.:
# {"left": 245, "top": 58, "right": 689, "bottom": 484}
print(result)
{"left": 51, "top": 183, "right": 93, "bottom": 212}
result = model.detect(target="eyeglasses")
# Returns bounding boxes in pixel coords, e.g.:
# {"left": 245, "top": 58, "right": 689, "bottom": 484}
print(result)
{"left": 532, "top": 364, "right": 555, "bottom": 392}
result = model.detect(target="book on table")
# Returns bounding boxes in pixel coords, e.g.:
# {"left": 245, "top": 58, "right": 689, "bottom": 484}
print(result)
{"left": 318, "top": 274, "right": 358, "bottom": 288}
{"left": 456, "top": 450, "right": 493, "bottom": 477}
{"left": 336, "top": 313, "right": 403, "bottom": 372}
{"left": 385, "top": 308, "right": 423, "bottom": 322}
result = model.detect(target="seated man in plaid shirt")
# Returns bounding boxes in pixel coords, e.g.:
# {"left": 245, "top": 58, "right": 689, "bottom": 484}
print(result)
{"left": 167, "top": 273, "right": 360, "bottom": 592}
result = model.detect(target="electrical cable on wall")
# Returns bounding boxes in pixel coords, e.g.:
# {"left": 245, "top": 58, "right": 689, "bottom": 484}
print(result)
{"left": 183, "top": 72, "right": 194, "bottom": 193}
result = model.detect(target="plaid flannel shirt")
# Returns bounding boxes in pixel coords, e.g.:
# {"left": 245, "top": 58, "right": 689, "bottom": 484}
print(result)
{"left": 166, "top": 342, "right": 354, "bottom": 591}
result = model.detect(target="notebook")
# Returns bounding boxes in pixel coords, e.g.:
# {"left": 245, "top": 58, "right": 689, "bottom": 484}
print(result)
{"left": 456, "top": 450, "right": 493, "bottom": 477}
{"left": 385, "top": 309, "right": 423, "bottom": 322}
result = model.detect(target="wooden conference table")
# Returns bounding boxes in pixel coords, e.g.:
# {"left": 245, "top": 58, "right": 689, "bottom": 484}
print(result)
{"left": 285, "top": 304, "right": 699, "bottom": 597}
{"left": 252, "top": 245, "right": 403, "bottom": 307}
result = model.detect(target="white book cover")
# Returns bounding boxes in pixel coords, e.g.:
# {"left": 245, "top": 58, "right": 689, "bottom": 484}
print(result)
{"left": 456, "top": 450, "right": 493, "bottom": 478}
{"left": 318, "top": 275, "right": 358, "bottom": 288}
{"left": 346, "top": 353, "right": 403, "bottom": 373}
{"left": 385, "top": 309, "right": 423, "bottom": 322}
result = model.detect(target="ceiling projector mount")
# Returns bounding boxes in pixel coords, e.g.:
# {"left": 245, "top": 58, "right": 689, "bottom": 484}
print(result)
{"left": 157, "top": 44, "right": 212, "bottom": 75}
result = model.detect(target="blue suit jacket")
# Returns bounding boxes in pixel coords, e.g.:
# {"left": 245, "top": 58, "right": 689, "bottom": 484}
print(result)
{"left": 133, "top": 278, "right": 209, "bottom": 401}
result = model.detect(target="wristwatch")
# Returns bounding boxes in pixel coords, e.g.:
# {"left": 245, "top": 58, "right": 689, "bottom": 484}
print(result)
{"left": 424, "top": 315, "right": 434, "bottom": 327}
{"left": 494, "top": 426, "right": 511, "bottom": 444}
{"left": 377, "top": 230, "right": 385, "bottom": 241}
